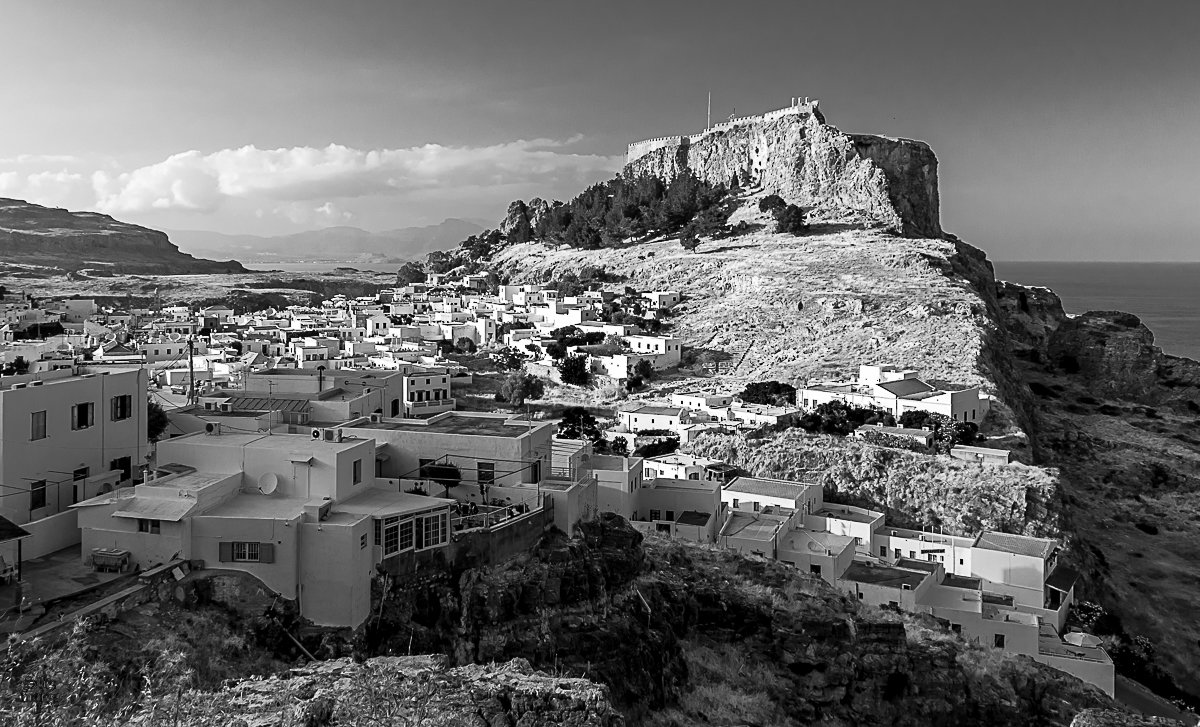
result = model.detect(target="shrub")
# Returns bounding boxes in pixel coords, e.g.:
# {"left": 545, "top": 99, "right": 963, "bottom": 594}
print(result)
{"left": 633, "top": 438, "right": 679, "bottom": 458}
{"left": 454, "top": 337, "right": 477, "bottom": 354}
{"left": 558, "top": 406, "right": 602, "bottom": 442}
{"left": 774, "top": 204, "right": 807, "bottom": 235}
{"left": 758, "top": 194, "right": 786, "bottom": 215}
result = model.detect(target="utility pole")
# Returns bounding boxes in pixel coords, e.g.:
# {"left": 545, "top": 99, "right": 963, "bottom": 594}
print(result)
{"left": 187, "top": 337, "right": 196, "bottom": 406}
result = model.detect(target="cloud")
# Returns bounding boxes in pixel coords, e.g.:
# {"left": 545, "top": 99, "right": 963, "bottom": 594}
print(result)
{"left": 89, "top": 139, "right": 622, "bottom": 215}
{"left": 0, "top": 169, "right": 91, "bottom": 208}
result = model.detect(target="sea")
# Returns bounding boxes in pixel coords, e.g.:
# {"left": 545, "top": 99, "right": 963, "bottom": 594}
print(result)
{"left": 242, "top": 262, "right": 401, "bottom": 274}
{"left": 993, "top": 262, "right": 1200, "bottom": 362}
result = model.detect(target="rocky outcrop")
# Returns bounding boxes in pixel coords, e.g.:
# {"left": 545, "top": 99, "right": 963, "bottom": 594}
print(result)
{"left": 0, "top": 197, "right": 247, "bottom": 274}
{"left": 623, "top": 112, "right": 941, "bottom": 238}
{"left": 124, "top": 655, "right": 624, "bottom": 727}
{"left": 1070, "top": 708, "right": 1188, "bottom": 727}
{"left": 498, "top": 197, "right": 550, "bottom": 239}
{"left": 1047, "top": 311, "right": 1163, "bottom": 401}
{"left": 684, "top": 429, "right": 1064, "bottom": 537}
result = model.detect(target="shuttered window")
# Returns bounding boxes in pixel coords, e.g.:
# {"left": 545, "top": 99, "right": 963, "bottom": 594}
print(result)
{"left": 218, "top": 541, "right": 275, "bottom": 563}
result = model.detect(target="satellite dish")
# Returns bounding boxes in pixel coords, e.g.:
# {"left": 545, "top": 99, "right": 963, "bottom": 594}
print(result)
{"left": 257, "top": 472, "right": 279, "bottom": 495}
{"left": 1064, "top": 632, "right": 1102, "bottom": 648}
{"left": 311, "top": 428, "right": 322, "bottom": 440}
{"left": 807, "top": 541, "right": 825, "bottom": 553}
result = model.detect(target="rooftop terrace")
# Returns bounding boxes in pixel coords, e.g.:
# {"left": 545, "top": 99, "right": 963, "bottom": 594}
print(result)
{"left": 352, "top": 412, "right": 539, "bottom": 438}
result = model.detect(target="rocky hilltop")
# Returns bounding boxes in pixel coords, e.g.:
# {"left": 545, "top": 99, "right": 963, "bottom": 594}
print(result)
{"left": 624, "top": 101, "right": 941, "bottom": 238}
{"left": 483, "top": 97, "right": 1200, "bottom": 706}
{"left": 0, "top": 198, "right": 247, "bottom": 275}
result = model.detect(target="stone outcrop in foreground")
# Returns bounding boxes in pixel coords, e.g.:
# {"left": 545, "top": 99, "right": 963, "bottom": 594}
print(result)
{"left": 0, "top": 197, "right": 247, "bottom": 274}
{"left": 124, "top": 655, "right": 623, "bottom": 727}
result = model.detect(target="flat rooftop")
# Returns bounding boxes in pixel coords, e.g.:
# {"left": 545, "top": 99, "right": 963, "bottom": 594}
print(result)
{"left": 720, "top": 513, "right": 782, "bottom": 542}
{"left": 201, "top": 493, "right": 309, "bottom": 519}
{"left": 814, "top": 506, "right": 878, "bottom": 524}
{"left": 351, "top": 413, "right": 536, "bottom": 438}
{"left": 943, "top": 574, "right": 983, "bottom": 590}
{"left": 842, "top": 562, "right": 927, "bottom": 589}
{"left": 676, "top": 511, "right": 710, "bottom": 527}
{"left": 1038, "top": 623, "right": 1112, "bottom": 664}
{"left": 895, "top": 557, "right": 940, "bottom": 574}
{"left": 334, "top": 488, "right": 453, "bottom": 518}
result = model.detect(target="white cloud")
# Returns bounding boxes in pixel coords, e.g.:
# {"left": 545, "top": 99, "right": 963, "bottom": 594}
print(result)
{"left": 89, "top": 139, "right": 622, "bottom": 215}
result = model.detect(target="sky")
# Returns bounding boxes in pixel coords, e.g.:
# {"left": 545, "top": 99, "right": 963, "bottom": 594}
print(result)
{"left": 1, "top": 1, "right": 1197, "bottom": 260}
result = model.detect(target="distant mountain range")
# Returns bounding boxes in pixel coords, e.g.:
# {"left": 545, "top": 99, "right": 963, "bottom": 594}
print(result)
{"left": 167, "top": 218, "right": 487, "bottom": 263}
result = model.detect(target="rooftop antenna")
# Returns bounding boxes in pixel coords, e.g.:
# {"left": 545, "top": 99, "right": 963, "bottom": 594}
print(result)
{"left": 707, "top": 91, "right": 711, "bottom": 131}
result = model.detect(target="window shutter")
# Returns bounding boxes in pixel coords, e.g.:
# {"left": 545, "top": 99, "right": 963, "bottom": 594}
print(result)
{"left": 71, "top": 404, "right": 77, "bottom": 430}
{"left": 111, "top": 397, "right": 118, "bottom": 421}
{"left": 218, "top": 542, "right": 233, "bottom": 562}
{"left": 259, "top": 543, "right": 275, "bottom": 563}
{"left": 88, "top": 404, "right": 94, "bottom": 427}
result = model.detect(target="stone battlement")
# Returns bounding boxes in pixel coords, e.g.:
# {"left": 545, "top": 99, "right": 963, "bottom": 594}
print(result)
{"left": 626, "top": 97, "right": 819, "bottom": 165}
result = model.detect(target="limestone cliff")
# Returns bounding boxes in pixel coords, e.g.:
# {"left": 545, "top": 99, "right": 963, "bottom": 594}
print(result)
{"left": 624, "top": 111, "right": 941, "bottom": 238}
{"left": 0, "top": 197, "right": 247, "bottom": 275}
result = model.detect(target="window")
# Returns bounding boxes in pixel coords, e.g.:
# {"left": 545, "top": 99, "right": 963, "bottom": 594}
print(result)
{"left": 71, "top": 402, "right": 95, "bottom": 430}
{"left": 732, "top": 499, "right": 739, "bottom": 509}
{"left": 30, "top": 410, "right": 46, "bottom": 440}
{"left": 951, "top": 623, "right": 962, "bottom": 635}
{"left": 419, "top": 512, "right": 447, "bottom": 549}
{"left": 959, "top": 558, "right": 964, "bottom": 566}
{"left": 993, "top": 634, "right": 1006, "bottom": 649}
{"left": 879, "top": 546, "right": 887, "bottom": 557}
{"left": 399, "top": 519, "right": 414, "bottom": 550}
{"left": 138, "top": 519, "right": 161, "bottom": 534}
{"left": 30, "top": 480, "right": 46, "bottom": 511}
{"left": 908, "top": 550, "right": 916, "bottom": 559}
{"left": 352, "top": 459, "right": 363, "bottom": 485}
{"left": 810, "top": 564, "right": 822, "bottom": 576}
{"left": 374, "top": 519, "right": 382, "bottom": 546}
{"left": 857, "top": 592, "right": 864, "bottom": 600}
{"left": 477, "top": 461, "right": 495, "bottom": 486}
{"left": 902, "top": 583, "right": 912, "bottom": 591}
{"left": 360, "top": 533, "right": 368, "bottom": 549}
{"left": 111, "top": 456, "right": 133, "bottom": 482}
{"left": 665, "top": 510, "right": 675, "bottom": 521}
{"left": 649, "top": 509, "right": 661, "bottom": 521}
{"left": 220, "top": 541, "right": 275, "bottom": 563}
{"left": 927, "top": 554, "right": 937, "bottom": 562}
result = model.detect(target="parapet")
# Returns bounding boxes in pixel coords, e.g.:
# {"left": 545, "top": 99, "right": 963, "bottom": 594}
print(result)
{"left": 625, "top": 96, "right": 819, "bottom": 165}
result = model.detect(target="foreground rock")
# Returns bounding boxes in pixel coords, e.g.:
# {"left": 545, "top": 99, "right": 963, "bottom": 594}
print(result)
{"left": 0, "top": 197, "right": 246, "bottom": 274}
{"left": 124, "top": 655, "right": 623, "bottom": 727}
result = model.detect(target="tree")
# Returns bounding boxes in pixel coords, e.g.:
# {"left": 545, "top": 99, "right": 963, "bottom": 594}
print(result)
{"left": 499, "top": 371, "right": 545, "bottom": 408}
{"left": 739, "top": 380, "right": 796, "bottom": 406}
{"left": 557, "top": 406, "right": 601, "bottom": 442}
{"left": 759, "top": 194, "right": 786, "bottom": 215}
{"left": 774, "top": 203, "right": 808, "bottom": 235}
{"left": 147, "top": 399, "right": 170, "bottom": 441}
{"left": 679, "top": 226, "right": 700, "bottom": 253}
{"left": 395, "top": 261, "right": 426, "bottom": 285}
{"left": 598, "top": 437, "right": 629, "bottom": 456}
{"left": 633, "top": 438, "right": 679, "bottom": 458}
{"left": 738, "top": 166, "right": 753, "bottom": 188}
{"left": 493, "top": 347, "right": 525, "bottom": 371}
{"left": 454, "top": 337, "right": 477, "bottom": 354}
{"left": 728, "top": 172, "right": 741, "bottom": 192}
{"left": 898, "top": 410, "right": 933, "bottom": 429}
{"left": 556, "top": 353, "right": 591, "bottom": 386}
{"left": 633, "top": 358, "right": 655, "bottom": 382}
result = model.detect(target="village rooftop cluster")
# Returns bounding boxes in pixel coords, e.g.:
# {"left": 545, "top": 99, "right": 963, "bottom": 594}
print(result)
{"left": 0, "top": 276, "right": 1109, "bottom": 695}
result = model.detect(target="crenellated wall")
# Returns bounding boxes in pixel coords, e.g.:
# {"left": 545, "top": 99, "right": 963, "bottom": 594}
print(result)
{"left": 626, "top": 98, "right": 819, "bottom": 165}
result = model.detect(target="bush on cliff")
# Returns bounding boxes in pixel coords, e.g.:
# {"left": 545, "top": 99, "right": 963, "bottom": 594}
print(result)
{"left": 739, "top": 380, "right": 797, "bottom": 406}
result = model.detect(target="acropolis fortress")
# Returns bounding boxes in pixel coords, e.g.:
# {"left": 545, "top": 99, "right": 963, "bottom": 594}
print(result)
{"left": 625, "top": 96, "right": 820, "bottom": 165}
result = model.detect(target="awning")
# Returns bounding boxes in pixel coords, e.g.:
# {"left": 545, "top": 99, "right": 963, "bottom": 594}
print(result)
{"left": 375, "top": 453, "right": 390, "bottom": 462}
{"left": 112, "top": 497, "right": 195, "bottom": 522}
{"left": 1045, "top": 565, "right": 1081, "bottom": 592}
{"left": 0, "top": 514, "right": 31, "bottom": 543}
{"left": 287, "top": 453, "right": 314, "bottom": 464}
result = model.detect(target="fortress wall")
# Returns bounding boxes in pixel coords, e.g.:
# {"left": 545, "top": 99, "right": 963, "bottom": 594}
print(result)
{"left": 626, "top": 136, "right": 684, "bottom": 165}
{"left": 627, "top": 100, "right": 817, "bottom": 164}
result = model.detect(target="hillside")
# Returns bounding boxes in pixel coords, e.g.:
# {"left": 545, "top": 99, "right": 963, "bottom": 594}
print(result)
{"left": 486, "top": 199, "right": 1200, "bottom": 703}
{"left": 0, "top": 198, "right": 247, "bottom": 275}
{"left": 168, "top": 217, "right": 484, "bottom": 263}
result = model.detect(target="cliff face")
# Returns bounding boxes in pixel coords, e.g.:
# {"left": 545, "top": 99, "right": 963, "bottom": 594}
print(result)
{"left": 996, "top": 281, "right": 1200, "bottom": 699}
{"left": 0, "top": 198, "right": 247, "bottom": 274}
{"left": 624, "top": 113, "right": 941, "bottom": 238}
